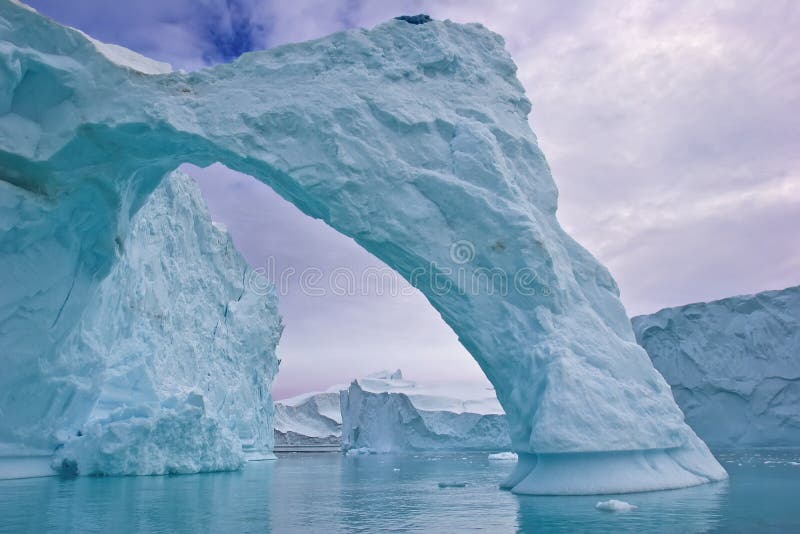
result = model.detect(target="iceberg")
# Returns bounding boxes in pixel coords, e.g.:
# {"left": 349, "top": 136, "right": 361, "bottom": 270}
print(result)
{"left": 633, "top": 286, "right": 800, "bottom": 449}
{"left": 275, "top": 370, "right": 511, "bottom": 452}
{"left": 274, "top": 389, "right": 343, "bottom": 450}
{"left": 340, "top": 370, "right": 511, "bottom": 452}
{"left": 0, "top": 1, "right": 725, "bottom": 492}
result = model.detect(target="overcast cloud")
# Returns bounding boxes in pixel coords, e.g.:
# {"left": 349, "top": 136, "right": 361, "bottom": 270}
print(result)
{"left": 26, "top": 0, "right": 800, "bottom": 398}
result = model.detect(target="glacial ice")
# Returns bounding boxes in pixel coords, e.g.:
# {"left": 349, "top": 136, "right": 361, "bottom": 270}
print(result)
{"left": 2, "top": 170, "right": 281, "bottom": 477}
{"left": 340, "top": 370, "right": 511, "bottom": 452}
{"left": 634, "top": 286, "right": 800, "bottom": 449}
{"left": 0, "top": 1, "right": 725, "bottom": 492}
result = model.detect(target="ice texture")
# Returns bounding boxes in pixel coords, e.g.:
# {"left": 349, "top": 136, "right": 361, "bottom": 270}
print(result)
{"left": 0, "top": 1, "right": 724, "bottom": 492}
{"left": 2, "top": 170, "right": 281, "bottom": 477}
{"left": 340, "top": 370, "right": 511, "bottom": 452}
{"left": 633, "top": 286, "right": 800, "bottom": 449}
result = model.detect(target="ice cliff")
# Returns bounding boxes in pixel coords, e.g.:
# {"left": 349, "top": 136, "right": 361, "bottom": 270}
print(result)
{"left": 633, "top": 286, "right": 800, "bottom": 449}
{"left": 1, "top": 170, "right": 281, "bottom": 477}
{"left": 340, "top": 370, "right": 511, "bottom": 452}
{"left": 0, "top": 1, "right": 725, "bottom": 493}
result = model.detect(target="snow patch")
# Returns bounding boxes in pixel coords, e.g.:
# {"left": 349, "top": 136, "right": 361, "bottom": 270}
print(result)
{"left": 85, "top": 36, "right": 172, "bottom": 74}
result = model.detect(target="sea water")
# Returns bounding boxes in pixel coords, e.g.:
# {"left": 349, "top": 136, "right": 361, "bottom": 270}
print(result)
{"left": 1, "top": 449, "right": 798, "bottom": 533}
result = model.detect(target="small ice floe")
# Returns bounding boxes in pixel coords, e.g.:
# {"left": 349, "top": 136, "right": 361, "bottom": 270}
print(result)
{"left": 345, "top": 447, "right": 373, "bottom": 456}
{"left": 438, "top": 482, "right": 468, "bottom": 488}
{"left": 393, "top": 468, "right": 400, "bottom": 472}
{"left": 763, "top": 459, "right": 800, "bottom": 466}
{"left": 488, "top": 452, "right": 518, "bottom": 461}
{"left": 595, "top": 500, "right": 637, "bottom": 512}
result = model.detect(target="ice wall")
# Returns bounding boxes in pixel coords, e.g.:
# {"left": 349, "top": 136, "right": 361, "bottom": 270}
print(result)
{"left": 634, "top": 286, "right": 800, "bottom": 449}
{"left": 340, "top": 371, "right": 511, "bottom": 452}
{"left": 2, "top": 170, "right": 282, "bottom": 477}
{"left": 0, "top": 1, "right": 725, "bottom": 492}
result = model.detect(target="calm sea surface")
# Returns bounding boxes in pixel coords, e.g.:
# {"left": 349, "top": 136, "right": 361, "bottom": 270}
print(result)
{"left": 1, "top": 449, "right": 798, "bottom": 533}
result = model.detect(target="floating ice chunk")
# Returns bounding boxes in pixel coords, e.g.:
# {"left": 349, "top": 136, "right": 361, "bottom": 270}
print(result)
{"left": 438, "top": 482, "right": 468, "bottom": 488}
{"left": 488, "top": 452, "right": 518, "bottom": 461}
{"left": 345, "top": 447, "right": 374, "bottom": 456}
{"left": 596, "top": 500, "right": 637, "bottom": 512}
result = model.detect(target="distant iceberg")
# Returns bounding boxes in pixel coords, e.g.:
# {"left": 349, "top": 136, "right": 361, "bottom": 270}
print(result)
{"left": 276, "top": 370, "right": 512, "bottom": 453}
{"left": 274, "top": 389, "right": 344, "bottom": 450}
{"left": 634, "top": 285, "right": 800, "bottom": 449}
{"left": 340, "top": 370, "right": 512, "bottom": 452}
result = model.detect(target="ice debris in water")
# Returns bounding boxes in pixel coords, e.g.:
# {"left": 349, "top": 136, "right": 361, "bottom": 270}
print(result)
{"left": 596, "top": 500, "right": 637, "bottom": 512}
{"left": 438, "top": 482, "right": 468, "bottom": 488}
{"left": 345, "top": 447, "right": 374, "bottom": 456}
{"left": 488, "top": 452, "right": 518, "bottom": 461}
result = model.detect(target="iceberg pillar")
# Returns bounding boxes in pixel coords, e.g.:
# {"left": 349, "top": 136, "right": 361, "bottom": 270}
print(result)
{"left": 0, "top": 1, "right": 725, "bottom": 492}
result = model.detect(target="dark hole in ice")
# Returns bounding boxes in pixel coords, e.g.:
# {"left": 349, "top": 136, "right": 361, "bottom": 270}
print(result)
{"left": 58, "top": 458, "right": 79, "bottom": 478}
{"left": 396, "top": 14, "right": 432, "bottom": 25}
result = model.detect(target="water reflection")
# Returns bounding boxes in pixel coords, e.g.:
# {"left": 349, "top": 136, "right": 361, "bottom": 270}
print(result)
{"left": 515, "top": 479, "right": 728, "bottom": 533}
{"left": 1, "top": 450, "right": 798, "bottom": 533}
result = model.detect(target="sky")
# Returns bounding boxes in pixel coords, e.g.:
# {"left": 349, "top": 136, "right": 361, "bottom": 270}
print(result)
{"left": 25, "top": 0, "right": 800, "bottom": 398}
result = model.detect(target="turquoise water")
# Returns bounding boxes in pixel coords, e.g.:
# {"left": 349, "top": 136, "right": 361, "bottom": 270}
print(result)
{"left": 1, "top": 449, "right": 798, "bottom": 533}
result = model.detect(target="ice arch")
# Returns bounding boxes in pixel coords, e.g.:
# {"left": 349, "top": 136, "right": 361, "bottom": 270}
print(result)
{"left": 0, "top": 2, "right": 725, "bottom": 493}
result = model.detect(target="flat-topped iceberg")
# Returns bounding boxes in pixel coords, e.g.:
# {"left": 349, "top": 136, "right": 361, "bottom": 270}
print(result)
{"left": 0, "top": 1, "right": 725, "bottom": 492}
{"left": 341, "top": 370, "right": 511, "bottom": 452}
{"left": 634, "top": 286, "right": 800, "bottom": 449}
